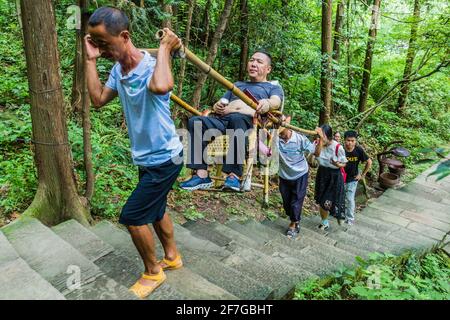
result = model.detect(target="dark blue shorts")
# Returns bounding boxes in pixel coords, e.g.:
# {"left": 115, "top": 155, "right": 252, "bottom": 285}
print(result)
{"left": 119, "top": 155, "right": 183, "bottom": 226}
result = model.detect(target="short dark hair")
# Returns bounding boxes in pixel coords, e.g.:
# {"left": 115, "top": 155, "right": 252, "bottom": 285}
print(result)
{"left": 253, "top": 50, "right": 272, "bottom": 66}
{"left": 344, "top": 130, "right": 358, "bottom": 139}
{"left": 88, "top": 7, "right": 129, "bottom": 36}
{"left": 320, "top": 124, "right": 333, "bottom": 140}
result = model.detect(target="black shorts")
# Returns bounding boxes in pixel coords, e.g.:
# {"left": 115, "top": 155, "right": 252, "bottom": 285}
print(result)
{"left": 119, "top": 155, "right": 183, "bottom": 226}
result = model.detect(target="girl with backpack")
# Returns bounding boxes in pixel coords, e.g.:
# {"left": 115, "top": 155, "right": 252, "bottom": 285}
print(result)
{"left": 314, "top": 124, "right": 348, "bottom": 230}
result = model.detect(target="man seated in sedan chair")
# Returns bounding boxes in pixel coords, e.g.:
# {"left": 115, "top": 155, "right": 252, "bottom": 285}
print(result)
{"left": 180, "top": 51, "right": 284, "bottom": 192}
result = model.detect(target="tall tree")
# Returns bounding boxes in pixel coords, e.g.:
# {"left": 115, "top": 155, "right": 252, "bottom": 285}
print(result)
{"left": 69, "top": 1, "right": 94, "bottom": 203}
{"left": 397, "top": 0, "right": 421, "bottom": 114}
{"left": 159, "top": 0, "right": 173, "bottom": 29}
{"left": 201, "top": 0, "right": 212, "bottom": 48}
{"left": 238, "top": 0, "right": 249, "bottom": 81}
{"left": 20, "top": 0, "right": 91, "bottom": 226}
{"left": 333, "top": 0, "right": 345, "bottom": 61}
{"left": 175, "top": 0, "right": 195, "bottom": 98}
{"left": 71, "top": 0, "right": 89, "bottom": 113}
{"left": 191, "top": 0, "right": 234, "bottom": 107}
{"left": 346, "top": 0, "right": 353, "bottom": 105}
{"left": 358, "top": 0, "right": 382, "bottom": 113}
{"left": 319, "top": 0, "right": 333, "bottom": 125}
{"left": 331, "top": 0, "right": 345, "bottom": 114}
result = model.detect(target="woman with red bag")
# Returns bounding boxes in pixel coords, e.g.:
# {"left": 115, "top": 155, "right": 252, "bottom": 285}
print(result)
{"left": 314, "top": 125, "right": 348, "bottom": 231}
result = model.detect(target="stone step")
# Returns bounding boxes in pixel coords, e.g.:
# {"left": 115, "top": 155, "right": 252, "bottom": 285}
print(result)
{"left": 364, "top": 203, "right": 411, "bottom": 227}
{"left": 414, "top": 174, "right": 450, "bottom": 193}
{"left": 225, "top": 220, "right": 331, "bottom": 274}
{"left": 368, "top": 197, "right": 449, "bottom": 224}
{"left": 383, "top": 189, "right": 450, "bottom": 213}
{"left": 365, "top": 202, "right": 448, "bottom": 241}
{"left": 64, "top": 273, "right": 138, "bottom": 300}
{"left": 2, "top": 218, "right": 134, "bottom": 300}
{"left": 0, "top": 231, "right": 18, "bottom": 266}
{"left": 299, "top": 216, "right": 381, "bottom": 256}
{"left": 320, "top": 214, "right": 412, "bottom": 255}
{"left": 267, "top": 217, "right": 371, "bottom": 258}
{"left": 410, "top": 179, "right": 450, "bottom": 197}
{"left": 399, "top": 209, "right": 450, "bottom": 233}
{"left": 185, "top": 220, "right": 312, "bottom": 272}
{"left": 358, "top": 209, "right": 437, "bottom": 249}
{"left": 172, "top": 223, "right": 231, "bottom": 260}
{"left": 355, "top": 210, "right": 432, "bottom": 249}
{"left": 398, "top": 182, "right": 450, "bottom": 204}
{"left": 94, "top": 250, "right": 185, "bottom": 300}
{"left": 179, "top": 247, "right": 273, "bottom": 300}
{"left": 0, "top": 258, "right": 66, "bottom": 300}
{"left": 229, "top": 219, "right": 355, "bottom": 273}
{"left": 171, "top": 223, "right": 273, "bottom": 299}
{"left": 184, "top": 220, "right": 314, "bottom": 299}
{"left": 405, "top": 222, "right": 447, "bottom": 242}
{"left": 270, "top": 217, "right": 338, "bottom": 245}
{"left": 92, "top": 221, "right": 238, "bottom": 300}
{"left": 221, "top": 245, "right": 314, "bottom": 299}
{"left": 183, "top": 220, "right": 262, "bottom": 250}
{"left": 52, "top": 219, "right": 114, "bottom": 262}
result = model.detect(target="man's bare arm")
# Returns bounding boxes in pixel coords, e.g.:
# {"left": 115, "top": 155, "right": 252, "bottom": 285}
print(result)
{"left": 85, "top": 60, "right": 117, "bottom": 108}
{"left": 84, "top": 35, "right": 117, "bottom": 108}
{"left": 149, "top": 28, "right": 181, "bottom": 94}
{"left": 256, "top": 95, "right": 282, "bottom": 114}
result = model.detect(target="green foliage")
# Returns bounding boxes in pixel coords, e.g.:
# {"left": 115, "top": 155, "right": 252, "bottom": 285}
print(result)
{"left": 0, "top": 0, "right": 449, "bottom": 223}
{"left": 183, "top": 206, "right": 205, "bottom": 221}
{"left": 0, "top": 1, "right": 27, "bottom": 106}
{"left": 294, "top": 249, "right": 450, "bottom": 300}
{"left": 0, "top": 106, "right": 36, "bottom": 215}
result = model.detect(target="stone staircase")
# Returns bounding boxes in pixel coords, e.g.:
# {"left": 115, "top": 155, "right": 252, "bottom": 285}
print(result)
{"left": 0, "top": 161, "right": 449, "bottom": 300}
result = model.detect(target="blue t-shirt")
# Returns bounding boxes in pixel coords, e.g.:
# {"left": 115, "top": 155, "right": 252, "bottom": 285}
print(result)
{"left": 105, "top": 51, "right": 183, "bottom": 167}
{"left": 278, "top": 132, "right": 316, "bottom": 180}
{"left": 222, "top": 81, "right": 284, "bottom": 102}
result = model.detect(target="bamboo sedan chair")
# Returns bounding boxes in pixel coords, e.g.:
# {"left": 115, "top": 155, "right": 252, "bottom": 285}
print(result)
{"left": 206, "top": 81, "right": 285, "bottom": 204}
{"left": 144, "top": 43, "right": 315, "bottom": 204}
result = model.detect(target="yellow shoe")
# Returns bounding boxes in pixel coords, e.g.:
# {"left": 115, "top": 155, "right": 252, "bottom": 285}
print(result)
{"left": 159, "top": 254, "right": 183, "bottom": 270}
{"left": 129, "top": 269, "right": 166, "bottom": 299}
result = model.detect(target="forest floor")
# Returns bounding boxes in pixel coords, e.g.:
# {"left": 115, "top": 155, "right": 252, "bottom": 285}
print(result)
{"left": 0, "top": 144, "right": 434, "bottom": 229}
{"left": 87, "top": 164, "right": 395, "bottom": 227}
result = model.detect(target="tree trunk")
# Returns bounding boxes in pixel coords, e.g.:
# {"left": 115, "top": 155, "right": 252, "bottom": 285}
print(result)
{"left": 191, "top": 0, "right": 234, "bottom": 107}
{"left": 159, "top": 0, "right": 173, "bottom": 29}
{"left": 346, "top": 0, "right": 353, "bottom": 105}
{"left": 173, "top": 0, "right": 195, "bottom": 126}
{"left": 238, "top": 0, "right": 249, "bottom": 81}
{"left": 20, "top": 0, "right": 91, "bottom": 226}
{"left": 71, "top": 0, "right": 89, "bottom": 113}
{"left": 333, "top": 0, "right": 344, "bottom": 61}
{"left": 172, "top": 3, "right": 179, "bottom": 34}
{"left": 175, "top": 0, "right": 195, "bottom": 99}
{"left": 358, "top": 0, "right": 381, "bottom": 113}
{"left": 331, "top": 0, "right": 345, "bottom": 114}
{"left": 201, "top": 0, "right": 212, "bottom": 48}
{"left": 319, "top": 0, "right": 333, "bottom": 125}
{"left": 69, "top": 1, "right": 94, "bottom": 202}
{"left": 396, "top": 0, "right": 420, "bottom": 114}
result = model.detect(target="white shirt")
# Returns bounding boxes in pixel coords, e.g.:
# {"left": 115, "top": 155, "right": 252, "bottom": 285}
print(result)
{"left": 317, "top": 140, "right": 348, "bottom": 169}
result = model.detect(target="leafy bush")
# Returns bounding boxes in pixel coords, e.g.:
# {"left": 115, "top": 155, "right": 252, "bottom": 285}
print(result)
{"left": 294, "top": 249, "right": 450, "bottom": 300}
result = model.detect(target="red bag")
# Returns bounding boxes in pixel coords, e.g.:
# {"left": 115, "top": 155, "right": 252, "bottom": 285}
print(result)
{"left": 335, "top": 144, "right": 347, "bottom": 183}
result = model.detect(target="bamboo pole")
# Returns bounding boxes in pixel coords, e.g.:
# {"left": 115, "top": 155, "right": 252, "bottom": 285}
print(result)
{"left": 148, "top": 30, "right": 318, "bottom": 136}
{"left": 263, "top": 132, "right": 274, "bottom": 205}
{"left": 170, "top": 93, "right": 202, "bottom": 116}
{"left": 241, "top": 115, "right": 258, "bottom": 191}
